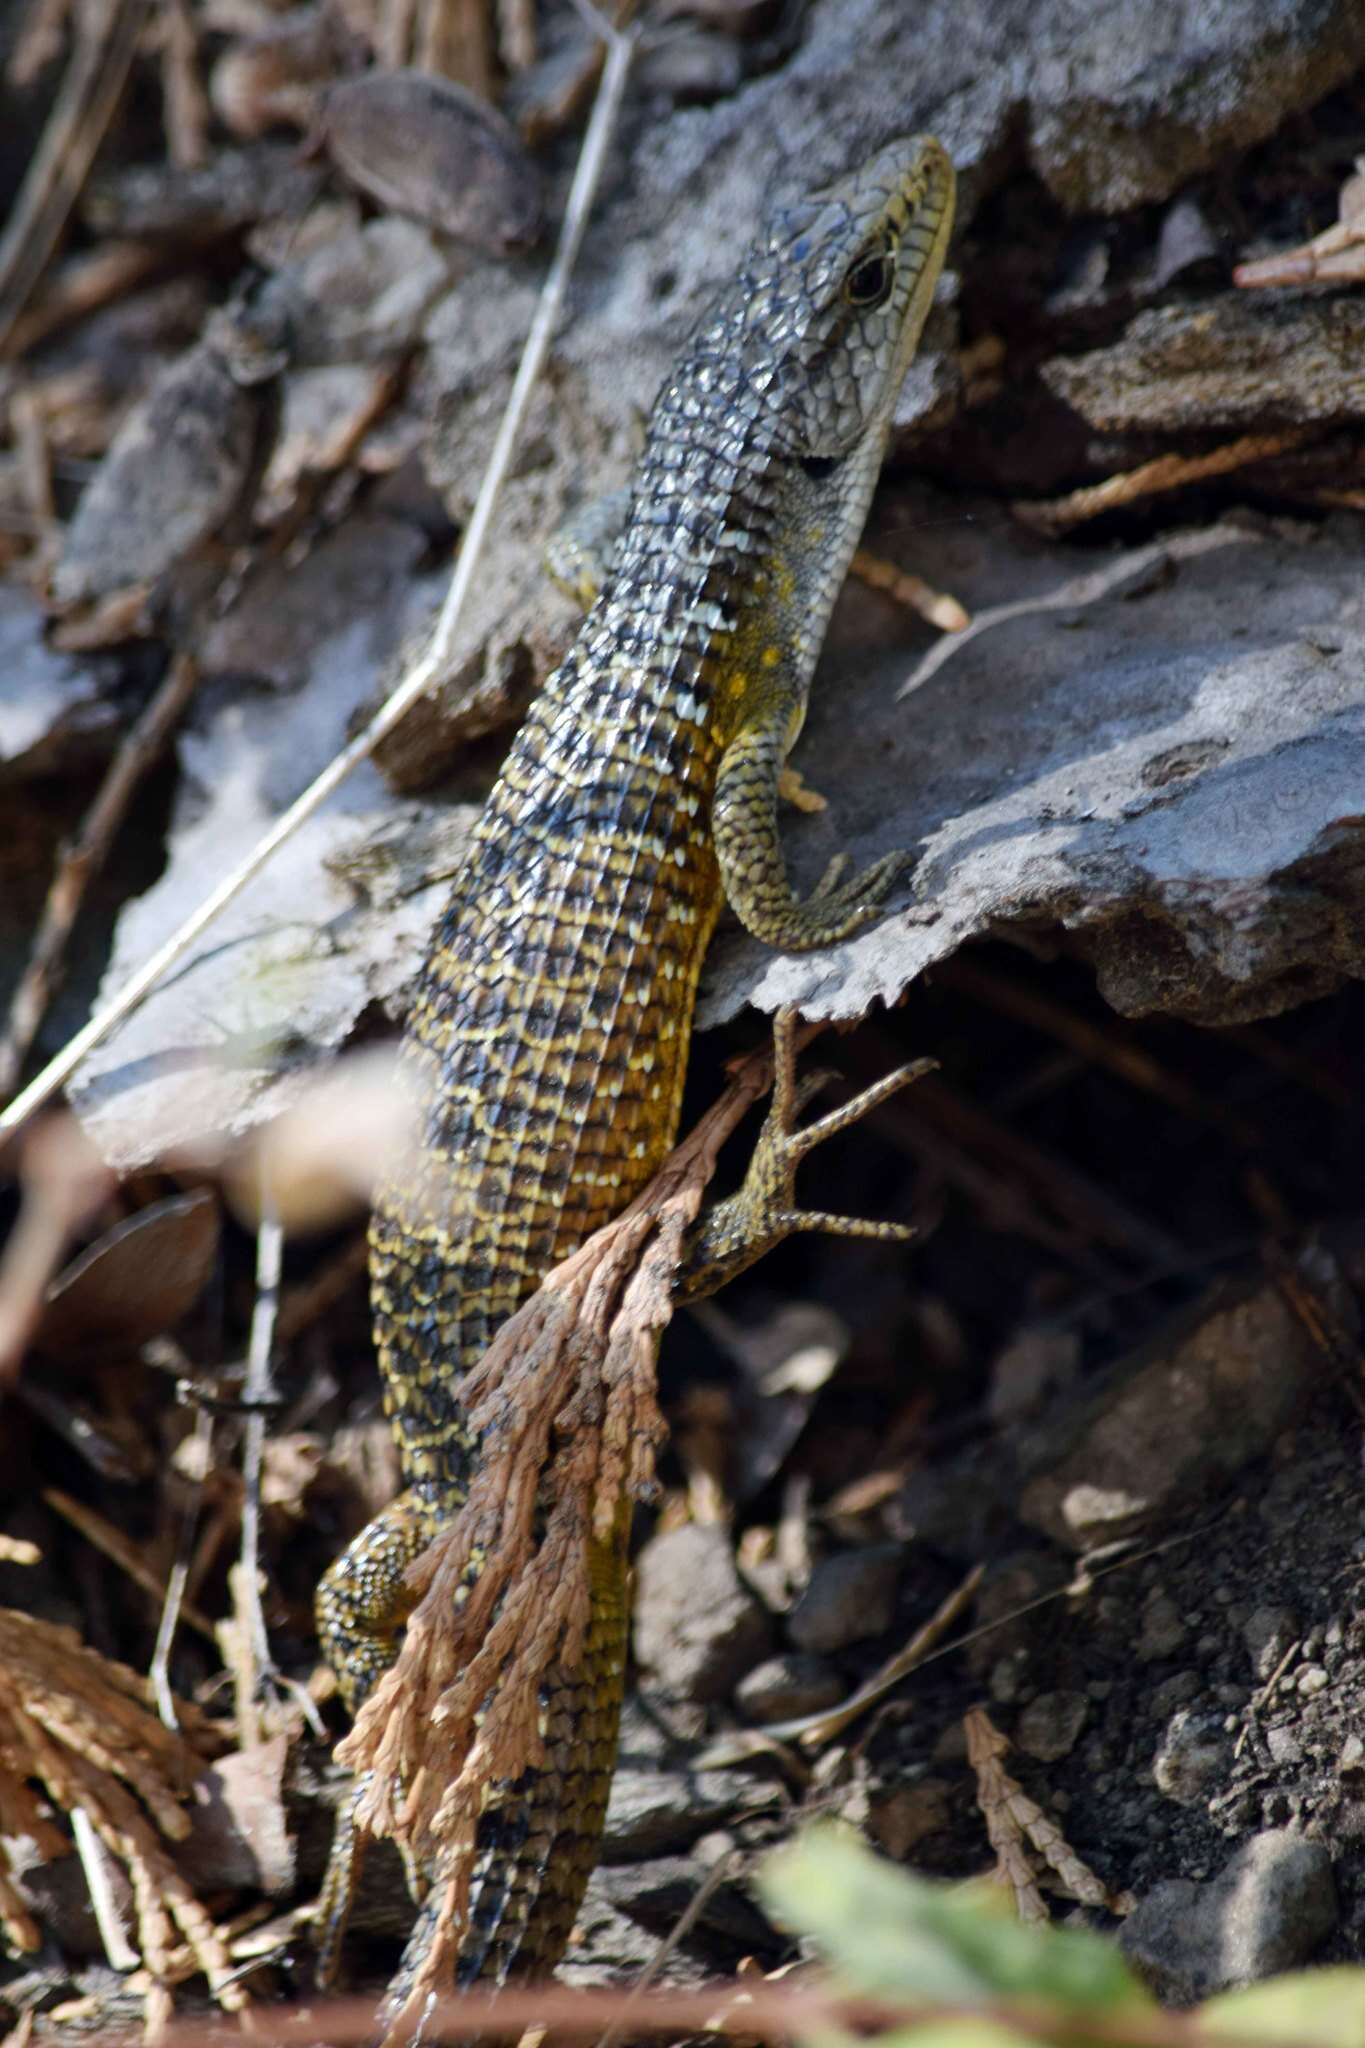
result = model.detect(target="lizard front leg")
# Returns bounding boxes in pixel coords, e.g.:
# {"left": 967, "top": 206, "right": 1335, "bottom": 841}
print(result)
{"left": 713, "top": 677, "right": 912, "bottom": 951}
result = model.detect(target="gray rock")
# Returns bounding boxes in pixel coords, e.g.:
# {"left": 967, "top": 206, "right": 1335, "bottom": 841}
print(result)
{"left": 1149, "top": 1671, "right": 1202, "bottom": 1720}
{"left": 0, "top": 585, "right": 108, "bottom": 776}
{"left": 1020, "top": 1277, "right": 1328, "bottom": 1551}
{"left": 1138, "top": 1592, "right": 1189, "bottom": 1663}
{"left": 735, "top": 1652, "right": 845, "bottom": 1723}
{"left": 1265, "top": 1723, "right": 1303, "bottom": 1766}
{"left": 597, "top": 1855, "right": 773, "bottom": 1948}
{"left": 1153, "top": 1709, "right": 1228, "bottom": 1806}
{"left": 1015, "top": 1691, "right": 1088, "bottom": 1763}
{"left": 557, "top": 1869, "right": 669, "bottom": 1986}
{"left": 69, "top": 531, "right": 471, "bottom": 1166}
{"left": 633, "top": 1524, "right": 773, "bottom": 1703}
{"left": 61, "top": 8, "right": 1365, "bottom": 1163}
{"left": 1243, "top": 1605, "right": 1299, "bottom": 1680}
{"left": 787, "top": 1546, "right": 902, "bottom": 1654}
{"left": 601, "top": 1764, "right": 777, "bottom": 1861}
{"left": 1044, "top": 295, "right": 1365, "bottom": 436}
{"left": 1120, "top": 1831, "right": 1337, "bottom": 2000}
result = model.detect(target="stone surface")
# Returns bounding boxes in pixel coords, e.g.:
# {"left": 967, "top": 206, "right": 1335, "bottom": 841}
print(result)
{"left": 1015, "top": 1690, "right": 1089, "bottom": 1763}
{"left": 1153, "top": 1709, "right": 1228, "bottom": 1806}
{"left": 69, "top": 531, "right": 471, "bottom": 1165}
{"left": 1018, "top": 1274, "right": 1327, "bottom": 1550}
{"left": 62, "top": 12, "right": 1365, "bottom": 1160}
{"left": 1244, "top": 1605, "right": 1299, "bottom": 1681}
{"left": 1120, "top": 1830, "right": 1338, "bottom": 2000}
{"left": 601, "top": 1764, "right": 777, "bottom": 1860}
{"left": 0, "top": 585, "right": 108, "bottom": 774}
{"left": 1043, "top": 295, "right": 1365, "bottom": 436}
{"left": 596, "top": 1855, "right": 774, "bottom": 1948}
{"left": 1138, "top": 1593, "right": 1190, "bottom": 1663}
{"left": 734, "top": 1652, "right": 845, "bottom": 1724}
{"left": 786, "top": 1545, "right": 903, "bottom": 1654}
{"left": 633, "top": 1523, "right": 773, "bottom": 1703}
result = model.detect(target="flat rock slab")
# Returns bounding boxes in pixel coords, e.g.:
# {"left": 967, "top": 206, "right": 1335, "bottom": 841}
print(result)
{"left": 411, "top": 0, "right": 1365, "bottom": 778}
{"left": 69, "top": 503, "right": 1365, "bottom": 1161}
{"left": 69, "top": 524, "right": 472, "bottom": 1166}
{"left": 699, "top": 510, "right": 1365, "bottom": 1032}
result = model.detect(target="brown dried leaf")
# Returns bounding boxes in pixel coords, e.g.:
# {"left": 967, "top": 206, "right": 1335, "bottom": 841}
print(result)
{"left": 35, "top": 1188, "right": 220, "bottom": 1362}
{"left": 315, "top": 68, "right": 542, "bottom": 252}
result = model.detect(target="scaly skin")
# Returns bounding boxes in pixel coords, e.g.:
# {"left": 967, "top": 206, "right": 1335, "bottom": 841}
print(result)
{"left": 316, "top": 133, "right": 956, "bottom": 2000}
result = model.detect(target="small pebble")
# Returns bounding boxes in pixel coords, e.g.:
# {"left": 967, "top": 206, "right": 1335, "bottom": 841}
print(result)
{"left": 1138, "top": 1591, "right": 1188, "bottom": 1661}
{"left": 1120, "top": 1830, "right": 1336, "bottom": 2000}
{"left": 633, "top": 1523, "right": 773, "bottom": 1702}
{"left": 786, "top": 1545, "right": 902, "bottom": 1655}
{"left": 1015, "top": 1690, "right": 1088, "bottom": 1762}
{"left": 1153, "top": 1708, "right": 1226, "bottom": 1805}
{"left": 735, "top": 1652, "right": 844, "bottom": 1724}
{"left": 1149, "top": 1669, "right": 1201, "bottom": 1719}
{"left": 1242, "top": 1604, "right": 1298, "bottom": 1681}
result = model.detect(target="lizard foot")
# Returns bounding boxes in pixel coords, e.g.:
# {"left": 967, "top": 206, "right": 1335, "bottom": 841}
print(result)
{"left": 679, "top": 1007, "right": 933, "bottom": 1297}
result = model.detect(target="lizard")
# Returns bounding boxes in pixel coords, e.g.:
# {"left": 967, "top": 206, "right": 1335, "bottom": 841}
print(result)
{"left": 314, "top": 130, "right": 957, "bottom": 2005}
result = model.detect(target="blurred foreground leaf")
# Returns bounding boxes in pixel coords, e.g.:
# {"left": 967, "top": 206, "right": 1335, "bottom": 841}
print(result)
{"left": 760, "top": 1825, "right": 1152, "bottom": 2042}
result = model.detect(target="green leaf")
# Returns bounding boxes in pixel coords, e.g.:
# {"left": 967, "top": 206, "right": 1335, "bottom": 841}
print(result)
{"left": 759, "top": 1825, "right": 1150, "bottom": 2016}
{"left": 1200, "top": 1967, "right": 1365, "bottom": 2045}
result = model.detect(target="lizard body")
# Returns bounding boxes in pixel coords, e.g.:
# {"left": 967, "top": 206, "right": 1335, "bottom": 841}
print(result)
{"left": 316, "top": 132, "right": 955, "bottom": 1999}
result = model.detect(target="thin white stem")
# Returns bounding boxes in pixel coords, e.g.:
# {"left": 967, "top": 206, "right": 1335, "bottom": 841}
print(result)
{"left": 238, "top": 1194, "right": 283, "bottom": 1685}
{"left": 0, "top": 19, "right": 638, "bottom": 1142}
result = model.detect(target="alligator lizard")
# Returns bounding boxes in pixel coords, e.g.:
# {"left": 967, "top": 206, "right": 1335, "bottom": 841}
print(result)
{"left": 315, "top": 131, "right": 956, "bottom": 2002}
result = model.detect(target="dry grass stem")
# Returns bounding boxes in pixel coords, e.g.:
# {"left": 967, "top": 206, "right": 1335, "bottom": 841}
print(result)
{"left": 42, "top": 1487, "right": 219, "bottom": 1643}
{"left": 1013, "top": 431, "right": 1314, "bottom": 536}
{"left": 898, "top": 526, "right": 1253, "bottom": 702}
{"left": 0, "top": 653, "right": 201, "bottom": 1104}
{"left": 700, "top": 1562, "right": 983, "bottom": 1767}
{"left": 0, "top": 0, "right": 152, "bottom": 355}
{"left": 851, "top": 545, "right": 969, "bottom": 632}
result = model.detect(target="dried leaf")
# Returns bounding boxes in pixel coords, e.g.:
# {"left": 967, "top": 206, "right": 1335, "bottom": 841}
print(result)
{"left": 316, "top": 69, "right": 542, "bottom": 252}
{"left": 36, "top": 1188, "right": 220, "bottom": 1362}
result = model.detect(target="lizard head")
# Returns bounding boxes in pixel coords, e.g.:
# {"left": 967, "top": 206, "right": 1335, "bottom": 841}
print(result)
{"left": 733, "top": 134, "right": 956, "bottom": 464}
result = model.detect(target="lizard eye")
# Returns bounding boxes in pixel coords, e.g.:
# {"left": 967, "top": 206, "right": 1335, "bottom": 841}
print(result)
{"left": 842, "top": 242, "right": 895, "bottom": 308}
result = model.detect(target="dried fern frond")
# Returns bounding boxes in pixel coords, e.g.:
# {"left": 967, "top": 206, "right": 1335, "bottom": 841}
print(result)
{"left": 0, "top": 1607, "right": 245, "bottom": 2024}
{"left": 336, "top": 1037, "right": 782, "bottom": 2020}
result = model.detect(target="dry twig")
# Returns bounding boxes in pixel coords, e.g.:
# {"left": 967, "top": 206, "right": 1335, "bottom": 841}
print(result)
{"left": 1235, "top": 156, "right": 1365, "bottom": 287}
{"left": 851, "top": 545, "right": 969, "bottom": 633}
{"left": 0, "top": 653, "right": 202, "bottom": 1105}
{"left": 0, "top": 0, "right": 152, "bottom": 355}
{"left": 1012, "top": 431, "right": 1314, "bottom": 536}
